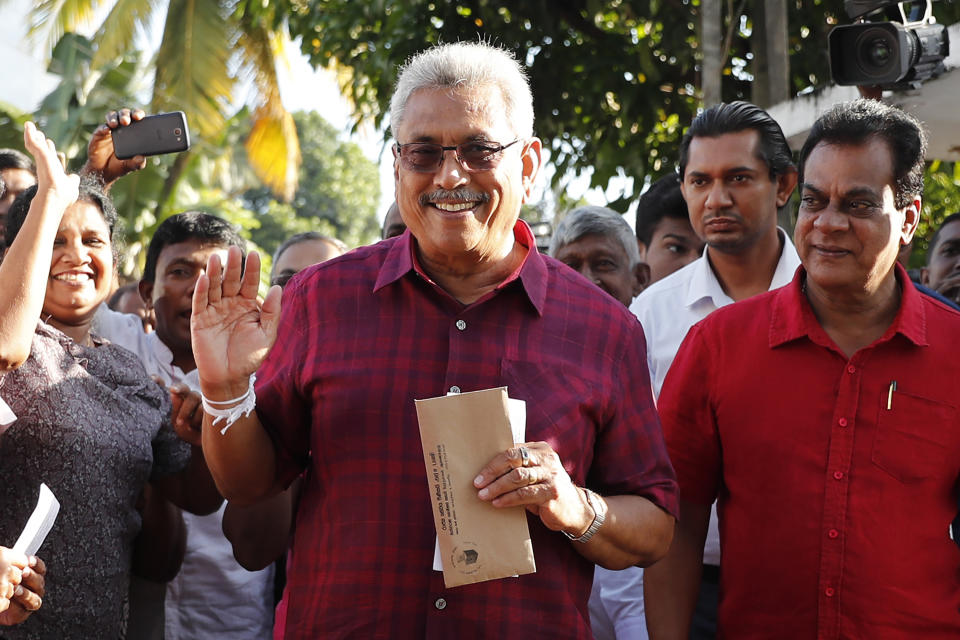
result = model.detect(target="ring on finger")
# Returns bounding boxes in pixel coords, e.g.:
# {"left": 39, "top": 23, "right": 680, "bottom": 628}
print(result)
{"left": 519, "top": 446, "right": 531, "bottom": 467}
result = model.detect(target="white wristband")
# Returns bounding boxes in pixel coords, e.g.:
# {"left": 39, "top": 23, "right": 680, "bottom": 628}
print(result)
{"left": 201, "top": 374, "right": 257, "bottom": 435}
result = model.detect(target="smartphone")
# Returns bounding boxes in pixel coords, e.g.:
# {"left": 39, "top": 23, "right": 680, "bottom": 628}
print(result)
{"left": 110, "top": 111, "right": 191, "bottom": 159}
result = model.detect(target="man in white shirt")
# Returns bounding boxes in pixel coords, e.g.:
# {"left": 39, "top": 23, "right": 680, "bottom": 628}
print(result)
{"left": 95, "top": 212, "right": 275, "bottom": 640}
{"left": 633, "top": 102, "right": 800, "bottom": 639}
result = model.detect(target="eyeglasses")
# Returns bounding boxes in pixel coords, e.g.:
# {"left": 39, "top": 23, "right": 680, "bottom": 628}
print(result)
{"left": 394, "top": 139, "right": 521, "bottom": 173}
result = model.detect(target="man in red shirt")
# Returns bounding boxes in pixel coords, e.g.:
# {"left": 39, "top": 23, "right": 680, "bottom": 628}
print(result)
{"left": 647, "top": 99, "right": 960, "bottom": 639}
{"left": 189, "top": 42, "right": 678, "bottom": 638}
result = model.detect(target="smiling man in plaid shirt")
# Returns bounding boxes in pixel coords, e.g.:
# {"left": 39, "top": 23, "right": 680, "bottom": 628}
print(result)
{"left": 191, "top": 41, "right": 677, "bottom": 639}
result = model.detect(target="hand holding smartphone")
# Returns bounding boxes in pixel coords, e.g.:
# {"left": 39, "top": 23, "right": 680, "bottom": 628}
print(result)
{"left": 110, "top": 111, "right": 191, "bottom": 159}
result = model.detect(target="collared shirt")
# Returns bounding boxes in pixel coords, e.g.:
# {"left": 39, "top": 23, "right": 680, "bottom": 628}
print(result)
{"left": 630, "top": 228, "right": 801, "bottom": 397}
{"left": 93, "top": 305, "right": 199, "bottom": 388}
{"left": 93, "top": 305, "right": 275, "bottom": 640}
{"left": 659, "top": 265, "right": 960, "bottom": 639}
{"left": 256, "top": 221, "right": 678, "bottom": 639}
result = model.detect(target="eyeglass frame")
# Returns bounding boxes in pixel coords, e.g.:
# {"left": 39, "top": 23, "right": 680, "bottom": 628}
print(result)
{"left": 392, "top": 139, "right": 522, "bottom": 173}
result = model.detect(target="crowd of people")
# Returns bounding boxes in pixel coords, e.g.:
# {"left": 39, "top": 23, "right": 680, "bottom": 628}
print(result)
{"left": 0, "top": 38, "right": 958, "bottom": 640}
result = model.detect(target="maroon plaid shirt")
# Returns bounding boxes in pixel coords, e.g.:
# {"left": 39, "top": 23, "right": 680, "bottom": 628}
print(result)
{"left": 257, "top": 221, "right": 677, "bottom": 639}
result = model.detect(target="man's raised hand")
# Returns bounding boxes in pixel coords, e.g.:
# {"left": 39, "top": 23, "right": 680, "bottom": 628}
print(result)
{"left": 191, "top": 246, "right": 281, "bottom": 397}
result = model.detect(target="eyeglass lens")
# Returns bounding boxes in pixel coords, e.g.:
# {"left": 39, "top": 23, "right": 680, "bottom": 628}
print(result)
{"left": 399, "top": 141, "right": 514, "bottom": 172}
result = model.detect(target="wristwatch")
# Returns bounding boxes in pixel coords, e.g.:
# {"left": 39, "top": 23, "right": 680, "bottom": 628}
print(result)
{"left": 563, "top": 488, "right": 607, "bottom": 543}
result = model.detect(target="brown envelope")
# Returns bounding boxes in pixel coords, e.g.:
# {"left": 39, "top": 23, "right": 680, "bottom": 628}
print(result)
{"left": 415, "top": 387, "right": 536, "bottom": 588}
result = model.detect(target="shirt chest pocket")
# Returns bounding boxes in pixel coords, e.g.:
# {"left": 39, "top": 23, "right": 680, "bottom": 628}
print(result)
{"left": 871, "top": 391, "right": 958, "bottom": 483}
{"left": 499, "top": 358, "right": 604, "bottom": 483}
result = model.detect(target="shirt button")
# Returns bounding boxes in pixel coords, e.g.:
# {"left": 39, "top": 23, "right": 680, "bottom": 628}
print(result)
{"left": 838, "top": 417, "right": 848, "bottom": 427}
{"left": 435, "top": 597, "right": 447, "bottom": 610}
{"left": 833, "top": 471, "right": 844, "bottom": 480}
{"left": 846, "top": 365, "right": 856, "bottom": 374}
{"left": 449, "top": 386, "right": 461, "bottom": 394}
{"left": 828, "top": 529, "right": 839, "bottom": 539}
{"left": 455, "top": 319, "right": 467, "bottom": 331}
{"left": 825, "top": 587, "right": 835, "bottom": 597}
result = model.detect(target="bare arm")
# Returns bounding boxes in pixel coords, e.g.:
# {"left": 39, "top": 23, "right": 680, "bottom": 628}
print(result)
{"left": 475, "top": 442, "right": 675, "bottom": 569}
{"left": 191, "top": 246, "right": 284, "bottom": 503}
{"left": 131, "top": 484, "right": 186, "bottom": 583}
{"left": 222, "top": 478, "right": 301, "bottom": 571}
{"left": 0, "top": 124, "right": 79, "bottom": 371}
{"left": 153, "top": 444, "right": 224, "bottom": 515}
{"left": 643, "top": 499, "right": 711, "bottom": 639}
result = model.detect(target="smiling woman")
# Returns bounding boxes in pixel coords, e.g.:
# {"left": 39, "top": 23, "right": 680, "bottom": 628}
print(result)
{"left": 0, "top": 124, "right": 221, "bottom": 639}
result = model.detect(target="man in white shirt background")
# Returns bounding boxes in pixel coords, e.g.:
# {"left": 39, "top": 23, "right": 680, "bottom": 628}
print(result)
{"left": 633, "top": 101, "right": 800, "bottom": 639}
{"left": 95, "top": 212, "right": 276, "bottom": 640}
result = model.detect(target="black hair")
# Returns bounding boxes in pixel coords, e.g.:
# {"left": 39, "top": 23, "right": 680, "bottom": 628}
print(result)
{"left": 927, "top": 212, "right": 960, "bottom": 265}
{"left": 678, "top": 101, "right": 795, "bottom": 181}
{"left": 0, "top": 148, "right": 35, "bottom": 174}
{"left": 108, "top": 282, "right": 140, "bottom": 310}
{"left": 5, "top": 177, "right": 118, "bottom": 256}
{"left": 635, "top": 173, "right": 689, "bottom": 246}
{"left": 798, "top": 99, "right": 926, "bottom": 211}
{"left": 143, "top": 212, "right": 245, "bottom": 283}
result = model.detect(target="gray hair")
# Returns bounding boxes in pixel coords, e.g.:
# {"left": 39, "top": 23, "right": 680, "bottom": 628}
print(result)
{"left": 389, "top": 42, "right": 534, "bottom": 139}
{"left": 549, "top": 206, "right": 641, "bottom": 268}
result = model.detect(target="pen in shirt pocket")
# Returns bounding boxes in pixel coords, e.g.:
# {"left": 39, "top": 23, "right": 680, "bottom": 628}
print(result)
{"left": 886, "top": 380, "right": 897, "bottom": 410}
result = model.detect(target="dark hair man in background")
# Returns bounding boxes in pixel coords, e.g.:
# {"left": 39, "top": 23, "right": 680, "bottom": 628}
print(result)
{"left": 635, "top": 174, "right": 704, "bottom": 284}
{"left": 381, "top": 201, "right": 407, "bottom": 240}
{"left": 635, "top": 101, "right": 800, "bottom": 639}
{"left": 921, "top": 212, "right": 960, "bottom": 305}
{"left": 549, "top": 205, "right": 648, "bottom": 307}
{"left": 0, "top": 149, "right": 36, "bottom": 253}
{"left": 648, "top": 99, "right": 960, "bottom": 639}
{"left": 94, "top": 211, "right": 275, "bottom": 640}
{"left": 270, "top": 232, "right": 347, "bottom": 289}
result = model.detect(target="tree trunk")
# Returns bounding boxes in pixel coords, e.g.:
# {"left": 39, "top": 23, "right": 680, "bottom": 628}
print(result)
{"left": 701, "top": 1, "right": 723, "bottom": 107}
{"left": 764, "top": 0, "right": 790, "bottom": 105}
{"left": 752, "top": 0, "right": 769, "bottom": 106}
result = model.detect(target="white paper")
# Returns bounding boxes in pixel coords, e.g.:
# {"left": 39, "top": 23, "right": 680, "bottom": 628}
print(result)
{"left": 433, "top": 396, "right": 526, "bottom": 571}
{"left": 13, "top": 484, "right": 60, "bottom": 556}
{"left": 0, "top": 397, "right": 15, "bottom": 430}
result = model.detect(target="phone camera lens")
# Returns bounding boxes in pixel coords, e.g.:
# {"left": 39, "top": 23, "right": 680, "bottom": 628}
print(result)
{"left": 174, "top": 128, "right": 182, "bottom": 136}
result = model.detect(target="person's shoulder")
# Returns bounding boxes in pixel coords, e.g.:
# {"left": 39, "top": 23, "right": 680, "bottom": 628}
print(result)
{"left": 917, "top": 286, "right": 960, "bottom": 325}
{"left": 630, "top": 258, "right": 701, "bottom": 318}
{"left": 641, "top": 259, "right": 700, "bottom": 299}
{"left": 91, "top": 304, "right": 146, "bottom": 347}
{"left": 695, "top": 286, "right": 779, "bottom": 334}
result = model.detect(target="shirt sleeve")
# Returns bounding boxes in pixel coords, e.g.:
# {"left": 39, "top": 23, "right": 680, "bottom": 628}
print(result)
{"left": 588, "top": 320, "right": 679, "bottom": 519}
{"left": 657, "top": 322, "right": 722, "bottom": 505}
{"left": 92, "top": 304, "right": 147, "bottom": 351}
{"left": 255, "top": 279, "right": 312, "bottom": 487}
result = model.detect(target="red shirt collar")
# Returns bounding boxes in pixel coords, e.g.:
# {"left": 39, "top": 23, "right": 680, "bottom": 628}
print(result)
{"left": 769, "top": 262, "right": 928, "bottom": 350}
{"left": 373, "top": 219, "right": 547, "bottom": 315}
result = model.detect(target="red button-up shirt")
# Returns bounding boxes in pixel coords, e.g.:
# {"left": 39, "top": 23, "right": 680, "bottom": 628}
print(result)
{"left": 256, "top": 221, "right": 677, "bottom": 639}
{"left": 659, "top": 265, "right": 960, "bottom": 639}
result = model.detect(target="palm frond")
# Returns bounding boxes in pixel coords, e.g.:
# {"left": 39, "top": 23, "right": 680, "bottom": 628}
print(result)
{"left": 245, "top": 106, "right": 300, "bottom": 202}
{"left": 91, "top": 0, "right": 160, "bottom": 69}
{"left": 152, "top": 0, "right": 233, "bottom": 139}
{"left": 235, "top": 14, "right": 300, "bottom": 200}
{"left": 26, "top": 0, "right": 104, "bottom": 55}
